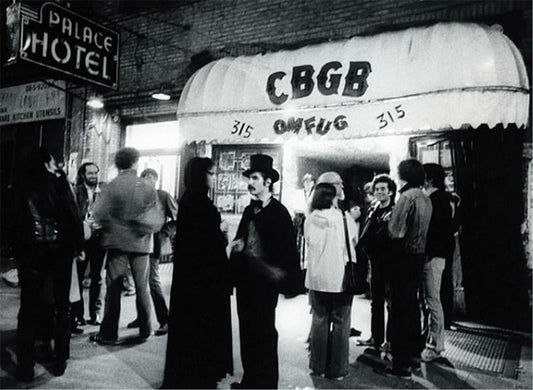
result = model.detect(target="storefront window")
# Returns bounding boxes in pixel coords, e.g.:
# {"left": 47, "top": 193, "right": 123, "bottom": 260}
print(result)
{"left": 412, "top": 137, "right": 456, "bottom": 192}
{"left": 125, "top": 121, "right": 181, "bottom": 197}
{"left": 212, "top": 145, "right": 282, "bottom": 214}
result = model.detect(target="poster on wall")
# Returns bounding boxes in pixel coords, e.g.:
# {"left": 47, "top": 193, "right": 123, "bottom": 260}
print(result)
{"left": 240, "top": 153, "right": 251, "bottom": 170}
{"left": 219, "top": 152, "right": 236, "bottom": 171}
{"left": 212, "top": 146, "right": 283, "bottom": 215}
{"left": 217, "top": 173, "right": 236, "bottom": 191}
{"left": 216, "top": 194, "right": 235, "bottom": 212}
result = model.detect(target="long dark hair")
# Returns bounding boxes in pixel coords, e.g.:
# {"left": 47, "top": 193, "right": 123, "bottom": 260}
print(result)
{"left": 184, "top": 157, "right": 214, "bottom": 193}
{"left": 310, "top": 183, "right": 336, "bottom": 212}
{"left": 18, "top": 147, "right": 54, "bottom": 191}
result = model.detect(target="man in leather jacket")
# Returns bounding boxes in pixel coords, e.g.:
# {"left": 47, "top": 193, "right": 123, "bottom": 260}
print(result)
{"left": 13, "top": 148, "right": 84, "bottom": 381}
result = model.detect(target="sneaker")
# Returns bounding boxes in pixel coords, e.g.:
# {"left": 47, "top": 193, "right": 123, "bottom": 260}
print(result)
{"left": 374, "top": 366, "right": 411, "bottom": 380}
{"left": 72, "top": 326, "right": 84, "bottom": 335}
{"left": 127, "top": 319, "right": 140, "bottom": 329}
{"left": 124, "top": 289, "right": 136, "bottom": 296}
{"left": 87, "top": 317, "right": 101, "bottom": 326}
{"left": 380, "top": 341, "right": 391, "bottom": 352}
{"left": 155, "top": 323, "right": 168, "bottom": 336}
{"left": 76, "top": 318, "right": 87, "bottom": 326}
{"left": 357, "top": 337, "right": 377, "bottom": 347}
{"left": 421, "top": 347, "right": 441, "bottom": 362}
{"left": 349, "top": 328, "right": 362, "bottom": 337}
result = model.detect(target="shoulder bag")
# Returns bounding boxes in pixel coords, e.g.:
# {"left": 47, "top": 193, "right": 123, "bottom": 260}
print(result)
{"left": 342, "top": 212, "right": 368, "bottom": 295}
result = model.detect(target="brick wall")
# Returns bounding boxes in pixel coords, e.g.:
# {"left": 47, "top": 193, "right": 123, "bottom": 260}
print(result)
{"left": 67, "top": 90, "right": 121, "bottom": 183}
{"left": 95, "top": 0, "right": 531, "bottom": 115}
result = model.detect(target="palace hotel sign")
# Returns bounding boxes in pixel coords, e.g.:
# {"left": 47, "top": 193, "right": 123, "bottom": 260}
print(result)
{"left": 8, "top": 2, "right": 119, "bottom": 90}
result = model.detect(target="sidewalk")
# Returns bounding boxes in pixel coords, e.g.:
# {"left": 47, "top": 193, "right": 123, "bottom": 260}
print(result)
{"left": 1, "top": 263, "right": 531, "bottom": 389}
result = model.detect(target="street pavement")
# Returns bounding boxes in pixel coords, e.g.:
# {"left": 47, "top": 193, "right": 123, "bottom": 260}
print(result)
{"left": 0, "top": 262, "right": 531, "bottom": 389}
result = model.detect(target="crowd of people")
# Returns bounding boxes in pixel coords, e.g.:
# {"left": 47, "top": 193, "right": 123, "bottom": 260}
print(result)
{"left": 10, "top": 146, "right": 455, "bottom": 388}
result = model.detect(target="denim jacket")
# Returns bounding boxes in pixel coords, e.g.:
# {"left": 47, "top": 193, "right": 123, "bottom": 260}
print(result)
{"left": 388, "top": 187, "right": 432, "bottom": 254}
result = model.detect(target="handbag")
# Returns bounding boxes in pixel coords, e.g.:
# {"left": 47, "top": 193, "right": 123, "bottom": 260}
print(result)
{"left": 342, "top": 213, "right": 368, "bottom": 295}
{"left": 128, "top": 184, "right": 165, "bottom": 235}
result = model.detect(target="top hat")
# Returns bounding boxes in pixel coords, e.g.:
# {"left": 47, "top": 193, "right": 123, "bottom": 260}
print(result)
{"left": 243, "top": 154, "right": 280, "bottom": 183}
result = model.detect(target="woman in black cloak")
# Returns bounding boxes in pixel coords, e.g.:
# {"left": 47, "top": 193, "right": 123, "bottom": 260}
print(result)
{"left": 163, "top": 157, "right": 233, "bottom": 389}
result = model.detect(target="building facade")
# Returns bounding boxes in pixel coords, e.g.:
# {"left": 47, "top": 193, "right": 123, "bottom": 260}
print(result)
{"left": 1, "top": 0, "right": 531, "bottom": 329}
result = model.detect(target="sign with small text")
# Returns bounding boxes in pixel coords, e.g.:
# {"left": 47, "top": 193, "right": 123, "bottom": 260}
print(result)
{"left": 0, "top": 80, "right": 66, "bottom": 125}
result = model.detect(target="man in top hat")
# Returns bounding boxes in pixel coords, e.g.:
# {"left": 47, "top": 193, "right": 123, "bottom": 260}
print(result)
{"left": 230, "top": 154, "right": 301, "bottom": 389}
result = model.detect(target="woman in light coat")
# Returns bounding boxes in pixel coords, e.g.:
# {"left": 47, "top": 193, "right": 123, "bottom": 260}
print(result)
{"left": 305, "top": 179, "right": 359, "bottom": 381}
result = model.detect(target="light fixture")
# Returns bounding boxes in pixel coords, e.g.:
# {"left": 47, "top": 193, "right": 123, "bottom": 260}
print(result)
{"left": 87, "top": 97, "right": 104, "bottom": 109}
{"left": 151, "top": 92, "right": 171, "bottom": 101}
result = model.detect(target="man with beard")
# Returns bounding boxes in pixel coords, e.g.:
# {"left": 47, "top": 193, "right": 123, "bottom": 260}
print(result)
{"left": 71, "top": 162, "right": 106, "bottom": 328}
{"left": 230, "top": 154, "right": 301, "bottom": 389}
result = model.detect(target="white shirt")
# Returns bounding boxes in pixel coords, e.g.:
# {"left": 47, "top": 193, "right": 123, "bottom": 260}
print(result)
{"left": 304, "top": 208, "right": 359, "bottom": 293}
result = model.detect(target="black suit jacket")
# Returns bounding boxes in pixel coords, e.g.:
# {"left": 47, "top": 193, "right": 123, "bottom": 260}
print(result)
{"left": 234, "top": 197, "right": 302, "bottom": 295}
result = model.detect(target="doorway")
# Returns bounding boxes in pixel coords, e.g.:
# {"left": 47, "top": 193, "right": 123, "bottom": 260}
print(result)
{"left": 125, "top": 120, "right": 182, "bottom": 198}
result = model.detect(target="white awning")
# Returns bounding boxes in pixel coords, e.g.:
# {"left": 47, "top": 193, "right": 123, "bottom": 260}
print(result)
{"left": 177, "top": 22, "right": 530, "bottom": 143}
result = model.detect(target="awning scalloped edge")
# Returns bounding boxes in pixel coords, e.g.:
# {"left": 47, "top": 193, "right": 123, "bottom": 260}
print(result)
{"left": 177, "top": 86, "right": 530, "bottom": 119}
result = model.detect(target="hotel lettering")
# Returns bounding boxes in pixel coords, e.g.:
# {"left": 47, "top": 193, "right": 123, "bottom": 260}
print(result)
{"left": 19, "top": 3, "right": 119, "bottom": 89}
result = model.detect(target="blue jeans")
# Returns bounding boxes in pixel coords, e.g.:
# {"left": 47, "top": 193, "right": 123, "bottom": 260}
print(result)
{"left": 99, "top": 250, "right": 151, "bottom": 340}
{"left": 421, "top": 257, "right": 446, "bottom": 352}
{"left": 309, "top": 290, "right": 353, "bottom": 377}
{"left": 149, "top": 256, "right": 169, "bottom": 326}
